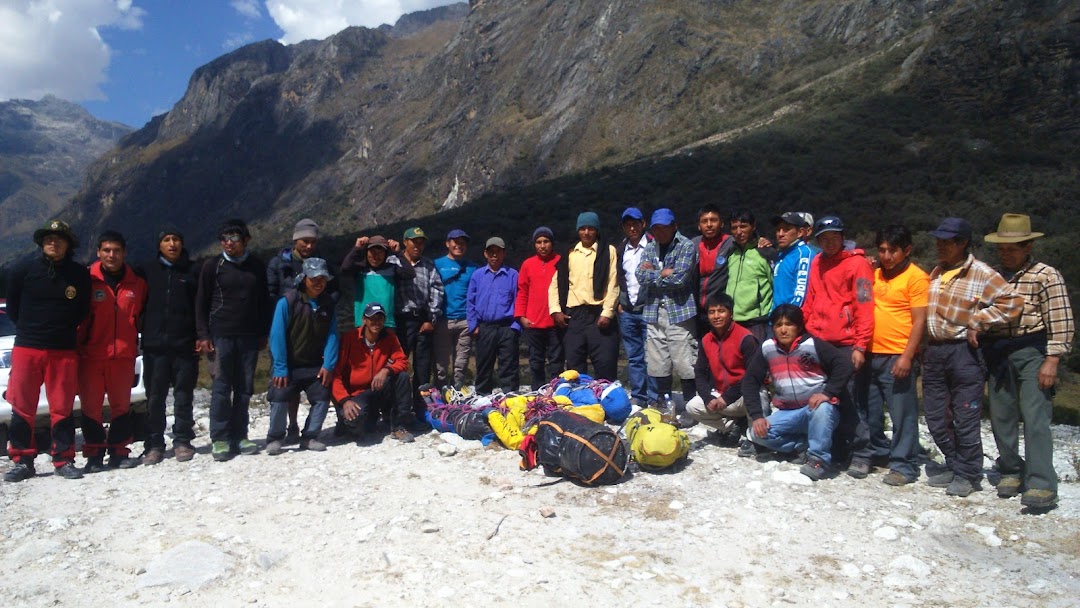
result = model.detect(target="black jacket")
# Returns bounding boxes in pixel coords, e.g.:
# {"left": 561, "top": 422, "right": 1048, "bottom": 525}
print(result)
{"left": 266, "top": 246, "right": 340, "bottom": 305}
{"left": 139, "top": 251, "right": 199, "bottom": 354}
{"left": 195, "top": 253, "right": 271, "bottom": 339}
{"left": 6, "top": 253, "right": 91, "bottom": 350}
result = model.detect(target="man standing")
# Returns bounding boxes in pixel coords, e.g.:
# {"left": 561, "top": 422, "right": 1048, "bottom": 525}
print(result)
{"left": 801, "top": 215, "right": 874, "bottom": 477}
{"left": 265, "top": 258, "right": 339, "bottom": 455}
{"left": 397, "top": 227, "right": 444, "bottom": 408}
{"left": 983, "top": 213, "right": 1074, "bottom": 509}
{"left": 77, "top": 230, "right": 148, "bottom": 472}
{"left": 771, "top": 212, "right": 818, "bottom": 308}
{"left": 616, "top": 208, "right": 653, "bottom": 405}
{"left": 196, "top": 219, "right": 271, "bottom": 462}
{"left": 434, "top": 229, "right": 479, "bottom": 388}
{"left": 924, "top": 217, "right": 1022, "bottom": 497}
{"left": 341, "top": 235, "right": 415, "bottom": 329}
{"left": 725, "top": 209, "right": 774, "bottom": 342}
{"left": 332, "top": 303, "right": 417, "bottom": 443}
{"left": 141, "top": 226, "right": 200, "bottom": 464}
{"left": 516, "top": 227, "right": 562, "bottom": 390}
{"left": 692, "top": 204, "right": 734, "bottom": 323}
{"left": 468, "top": 237, "right": 520, "bottom": 394}
{"left": 637, "top": 208, "right": 698, "bottom": 409}
{"left": 4, "top": 220, "right": 90, "bottom": 482}
{"left": 267, "top": 218, "right": 338, "bottom": 443}
{"left": 549, "top": 212, "right": 620, "bottom": 381}
{"left": 857, "top": 225, "right": 928, "bottom": 486}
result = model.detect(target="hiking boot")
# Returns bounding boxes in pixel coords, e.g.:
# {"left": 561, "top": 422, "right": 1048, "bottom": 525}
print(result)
{"left": 926, "top": 469, "right": 954, "bottom": 488}
{"left": 236, "top": 439, "right": 259, "bottom": 455}
{"left": 996, "top": 475, "right": 1023, "bottom": 498}
{"left": 174, "top": 443, "right": 195, "bottom": 462}
{"left": 671, "top": 412, "right": 698, "bottom": 430}
{"left": 3, "top": 461, "right": 35, "bottom": 482}
{"left": 945, "top": 476, "right": 975, "bottom": 497}
{"left": 211, "top": 441, "right": 233, "bottom": 462}
{"left": 1020, "top": 488, "right": 1058, "bottom": 509}
{"left": 800, "top": 458, "right": 829, "bottom": 481}
{"left": 83, "top": 455, "right": 108, "bottom": 474}
{"left": 284, "top": 424, "right": 301, "bottom": 446}
{"left": 736, "top": 439, "right": 757, "bottom": 459}
{"left": 265, "top": 440, "right": 284, "bottom": 456}
{"left": 300, "top": 438, "right": 326, "bottom": 452}
{"left": 882, "top": 470, "right": 916, "bottom": 486}
{"left": 143, "top": 448, "right": 165, "bottom": 466}
{"left": 391, "top": 428, "right": 415, "bottom": 443}
{"left": 109, "top": 455, "right": 140, "bottom": 469}
{"left": 55, "top": 462, "right": 84, "bottom": 480}
{"left": 846, "top": 460, "right": 871, "bottom": 479}
{"left": 786, "top": 451, "right": 808, "bottom": 465}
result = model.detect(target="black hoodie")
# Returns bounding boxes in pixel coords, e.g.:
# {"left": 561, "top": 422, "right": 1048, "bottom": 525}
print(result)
{"left": 6, "top": 253, "right": 91, "bottom": 350}
{"left": 139, "top": 250, "right": 199, "bottom": 354}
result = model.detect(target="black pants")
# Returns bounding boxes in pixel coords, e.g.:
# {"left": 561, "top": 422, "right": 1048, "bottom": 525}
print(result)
{"left": 524, "top": 327, "right": 565, "bottom": 390}
{"left": 143, "top": 351, "right": 198, "bottom": 450}
{"left": 923, "top": 341, "right": 986, "bottom": 481}
{"left": 564, "top": 306, "right": 619, "bottom": 382}
{"left": 209, "top": 335, "right": 259, "bottom": 442}
{"left": 475, "top": 322, "right": 520, "bottom": 394}
{"left": 338, "top": 371, "right": 414, "bottom": 431}
{"left": 398, "top": 315, "right": 434, "bottom": 388}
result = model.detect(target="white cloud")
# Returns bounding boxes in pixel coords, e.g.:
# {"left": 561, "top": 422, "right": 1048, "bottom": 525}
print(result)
{"left": 0, "top": 0, "right": 144, "bottom": 102}
{"left": 230, "top": 0, "right": 261, "bottom": 20}
{"left": 223, "top": 32, "right": 256, "bottom": 50}
{"left": 265, "top": 0, "right": 459, "bottom": 44}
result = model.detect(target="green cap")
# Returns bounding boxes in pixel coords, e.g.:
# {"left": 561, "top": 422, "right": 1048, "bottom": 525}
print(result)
{"left": 403, "top": 227, "right": 426, "bottom": 240}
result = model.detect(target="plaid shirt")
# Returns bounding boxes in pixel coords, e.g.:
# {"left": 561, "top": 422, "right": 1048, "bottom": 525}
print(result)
{"left": 927, "top": 254, "right": 1023, "bottom": 341}
{"left": 987, "top": 258, "right": 1075, "bottom": 356}
{"left": 397, "top": 256, "right": 444, "bottom": 322}
{"left": 636, "top": 231, "right": 698, "bottom": 324}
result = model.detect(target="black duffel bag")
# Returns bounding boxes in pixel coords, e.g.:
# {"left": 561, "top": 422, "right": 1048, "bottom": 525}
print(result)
{"left": 534, "top": 409, "right": 627, "bottom": 486}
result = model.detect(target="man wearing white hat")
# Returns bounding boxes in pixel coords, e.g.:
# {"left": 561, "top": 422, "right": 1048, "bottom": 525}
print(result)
{"left": 983, "top": 213, "right": 1073, "bottom": 509}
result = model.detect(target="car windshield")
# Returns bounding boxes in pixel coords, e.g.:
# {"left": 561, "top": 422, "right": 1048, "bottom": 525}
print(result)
{"left": 0, "top": 310, "right": 14, "bottom": 337}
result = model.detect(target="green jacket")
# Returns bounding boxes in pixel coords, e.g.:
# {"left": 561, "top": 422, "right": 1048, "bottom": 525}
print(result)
{"left": 725, "top": 242, "right": 773, "bottom": 323}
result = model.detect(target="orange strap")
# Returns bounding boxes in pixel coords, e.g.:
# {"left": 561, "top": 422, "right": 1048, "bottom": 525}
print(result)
{"left": 538, "top": 421, "right": 624, "bottom": 484}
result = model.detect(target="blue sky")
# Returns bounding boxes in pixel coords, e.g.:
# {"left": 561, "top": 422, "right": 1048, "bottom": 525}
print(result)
{"left": 0, "top": 0, "right": 457, "bottom": 128}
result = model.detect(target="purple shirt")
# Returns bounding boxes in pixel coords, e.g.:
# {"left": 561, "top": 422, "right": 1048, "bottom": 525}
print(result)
{"left": 467, "top": 265, "right": 520, "bottom": 333}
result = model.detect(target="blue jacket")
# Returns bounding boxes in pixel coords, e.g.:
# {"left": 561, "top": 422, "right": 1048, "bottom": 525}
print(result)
{"left": 436, "top": 255, "right": 480, "bottom": 321}
{"left": 772, "top": 241, "right": 817, "bottom": 309}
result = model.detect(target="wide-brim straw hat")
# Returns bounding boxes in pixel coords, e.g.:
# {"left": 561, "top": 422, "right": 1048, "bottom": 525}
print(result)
{"left": 984, "top": 213, "right": 1044, "bottom": 243}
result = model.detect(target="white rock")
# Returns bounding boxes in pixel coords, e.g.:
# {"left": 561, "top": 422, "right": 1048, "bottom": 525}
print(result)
{"left": 10, "top": 539, "right": 63, "bottom": 563}
{"left": 136, "top": 541, "right": 232, "bottom": 590}
{"left": 420, "top": 520, "right": 440, "bottom": 533}
{"left": 888, "top": 555, "right": 931, "bottom": 577}
{"left": 436, "top": 443, "right": 457, "bottom": 457}
{"left": 874, "top": 526, "right": 899, "bottom": 541}
{"left": 669, "top": 500, "right": 684, "bottom": 510}
{"left": 745, "top": 481, "right": 763, "bottom": 493}
{"left": 841, "top": 563, "right": 861, "bottom": 578}
{"left": 771, "top": 470, "right": 812, "bottom": 486}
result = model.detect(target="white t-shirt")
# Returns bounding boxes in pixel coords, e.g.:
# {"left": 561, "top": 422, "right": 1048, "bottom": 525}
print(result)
{"left": 622, "top": 240, "right": 646, "bottom": 307}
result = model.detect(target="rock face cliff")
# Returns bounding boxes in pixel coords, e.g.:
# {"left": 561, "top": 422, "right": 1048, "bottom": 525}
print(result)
{"left": 61, "top": 0, "right": 1079, "bottom": 258}
{"left": 0, "top": 96, "right": 131, "bottom": 261}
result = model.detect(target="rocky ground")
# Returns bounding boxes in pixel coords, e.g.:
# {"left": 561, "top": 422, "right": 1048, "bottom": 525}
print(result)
{"left": 2, "top": 390, "right": 1079, "bottom": 608}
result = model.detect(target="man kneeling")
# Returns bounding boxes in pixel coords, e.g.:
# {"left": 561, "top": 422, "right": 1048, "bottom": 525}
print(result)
{"left": 743, "top": 305, "right": 853, "bottom": 480}
{"left": 266, "top": 258, "right": 339, "bottom": 455}
{"left": 332, "top": 303, "right": 420, "bottom": 443}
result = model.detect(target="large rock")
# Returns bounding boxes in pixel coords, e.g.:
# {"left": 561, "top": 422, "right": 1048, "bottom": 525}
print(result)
{"left": 136, "top": 540, "right": 233, "bottom": 590}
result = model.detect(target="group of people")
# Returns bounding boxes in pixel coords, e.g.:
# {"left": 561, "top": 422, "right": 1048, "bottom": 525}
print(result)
{"left": 3, "top": 209, "right": 1073, "bottom": 510}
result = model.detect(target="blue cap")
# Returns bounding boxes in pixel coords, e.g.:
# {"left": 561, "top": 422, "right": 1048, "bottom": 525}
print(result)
{"left": 576, "top": 212, "right": 600, "bottom": 230}
{"left": 812, "top": 215, "right": 844, "bottom": 237}
{"left": 363, "top": 302, "right": 387, "bottom": 318}
{"left": 446, "top": 228, "right": 469, "bottom": 241}
{"left": 650, "top": 208, "right": 676, "bottom": 227}
{"left": 621, "top": 207, "right": 644, "bottom": 221}
{"left": 929, "top": 217, "right": 972, "bottom": 241}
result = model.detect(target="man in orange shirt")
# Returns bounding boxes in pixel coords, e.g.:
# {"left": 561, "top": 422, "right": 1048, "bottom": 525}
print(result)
{"left": 854, "top": 225, "right": 928, "bottom": 485}
{"left": 332, "top": 303, "right": 418, "bottom": 443}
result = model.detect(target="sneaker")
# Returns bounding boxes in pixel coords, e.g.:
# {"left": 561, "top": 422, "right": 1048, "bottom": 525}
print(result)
{"left": 926, "top": 469, "right": 955, "bottom": 488}
{"left": 300, "top": 438, "right": 327, "bottom": 452}
{"left": 83, "top": 455, "right": 108, "bottom": 474}
{"left": 3, "top": 461, "right": 35, "bottom": 482}
{"left": 996, "top": 475, "right": 1023, "bottom": 498}
{"left": 1020, "top": 488, "right": 1058, "bottom": 509}
{"left": 736, "top": 439, "right": 757, "bottom": 459}
{"left": 945, "top": 476, "right": 975, "bottom": 497}
{"left": 671, "top": 412, "right": 698, "bottom": 429}
{"left": 143, "top": 448, "right": 165, "bottom": 466}
{"left": 846, "top": 460, "right": 871, "bottom": 479}
{"left": 391, "top": 428, "right": 415, "bottom": 443}
{"left": 236, "top": 439, "right": 259, "bottom": 455}
{"left": 211, "top": 441, "right": 233, "bottom": 462}
{"left": 265, "top": 440, "right": 284, "bottom": 456}
{"left": 284, "top": 425, "right": 301, "bottom": 446}
{"left": 174, "top": 443, "right": 195, "bottom": 462}
{"left": 882, "top": 470, "right": 916, "bottom": 486}
{"left": 800, "top": 458, "right": 829, "bottom": 481}
{"left": 786, "top": 451, "right": 808, "bottom": 465}
{"left": 55, "top": 462, "right": 84, "bottom": 480}
{"left": 109, "top": 456, "right": 141, "bottom": 469}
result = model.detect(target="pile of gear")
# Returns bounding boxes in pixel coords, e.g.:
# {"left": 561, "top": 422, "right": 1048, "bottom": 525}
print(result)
{"left": 419, "top": 371, "right": 690, "bottom": 485}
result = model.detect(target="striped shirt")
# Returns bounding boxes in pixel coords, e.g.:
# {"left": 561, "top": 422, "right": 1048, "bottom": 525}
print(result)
{"left": 987, "top": 258, "right": 1074, "bottom": 356}
{"left": 636, "top": 231, "right": 698, "bottom": 324}
{"left": 927, "top": 254, "right": 1023, "bottom": 341}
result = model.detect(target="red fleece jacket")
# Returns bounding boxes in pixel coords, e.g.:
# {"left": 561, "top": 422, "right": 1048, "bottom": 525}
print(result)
{"left": 802, "top": 250, "right": 874, "bottom": 350}
{"left": 332, "top": 328, "right": 409, "bottom": 402}
{"left": 77, "top": 262, "right": 147, "bottom": 360}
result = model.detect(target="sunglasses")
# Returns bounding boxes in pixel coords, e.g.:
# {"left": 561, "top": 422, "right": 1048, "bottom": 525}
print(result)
{"left": 220, "top": 234, "right": 243, "bottom": 243}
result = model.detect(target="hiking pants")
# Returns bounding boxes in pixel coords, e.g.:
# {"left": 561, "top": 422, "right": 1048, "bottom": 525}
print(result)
{"left": 143, "top": 351, "right": 198, "bottom": 450}
{"left": 854, "top": 353, "right": 920, "bottom": 480}
{"left": 267, "top": 366, "right": 331, "bottom": 442}
{"left": 78, "top": 357, "right": 136, "bottom": 459}
{"left": 209, "top": 335, "right": 259, "bottom": 442}
{"left": 922, "top": 341, "right": 985, "bottom": 482}
{"left": 524, "top": 327, "right": 565, "bottom": 391}
{"left": 5, "top": 346, "right": 78, "bottom": 466}
{"left": 474, "top": 322, "right": 520, "bottom": 394}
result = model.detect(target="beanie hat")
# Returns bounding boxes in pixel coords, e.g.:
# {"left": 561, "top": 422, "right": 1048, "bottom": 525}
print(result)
{"left": 292, "top": 218, "right": 319, "bottom": 241}
{"left": 576, "top": 212, "right": 600, "bottom": 230}
{"left": 532, "top": 226, "right": 554, "bottom": 242}
{"left": 157, "top": 225, "right": 184, "bottom": 243}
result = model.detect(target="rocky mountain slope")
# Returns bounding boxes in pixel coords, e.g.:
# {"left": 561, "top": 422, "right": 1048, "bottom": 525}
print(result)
{"left": 54, "top": 0, "right": 1080, "bottom": 261}
{"left": 0, "top": 96, "right": 130, "bottom": 261}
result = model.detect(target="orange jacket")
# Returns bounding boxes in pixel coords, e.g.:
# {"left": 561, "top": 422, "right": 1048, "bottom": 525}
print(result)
{"left": 77, "top": 262, "right": 147, "bottom": 360}
{"left": 331, "top": 328, "right": 409, "bottom": 402}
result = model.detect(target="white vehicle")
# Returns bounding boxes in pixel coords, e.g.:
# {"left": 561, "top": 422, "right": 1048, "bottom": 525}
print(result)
{"left": 0, "top": 301, "right": 147, "bottom": 452}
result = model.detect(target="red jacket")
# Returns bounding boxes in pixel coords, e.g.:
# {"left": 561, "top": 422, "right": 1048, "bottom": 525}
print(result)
{"left": 514, "top": 253, "right": 560, "bottom": 329}
{"left": 332, "top": 328, "right": 409, "bottom": 402}
{"left": 694, "top": 321, "right": 758, "bottom": 404}
{"left": 802, "top": 250, "right": 874, "bottom": 350}
{"left": 77, "top": 262, "right": 147, "bottom": 360}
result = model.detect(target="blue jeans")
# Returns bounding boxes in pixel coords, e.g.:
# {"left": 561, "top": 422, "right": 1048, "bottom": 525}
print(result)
{"left": 266, "top": 367, "right": 331, "bottom": 441}
{"left": 618, "top": 309, "right": 654, "bottom": 403}
{"left": 854, "top": 353, "right": 920, "bottom": 479}
{"left": 209, "top": 335, "right": 259, "bottom": 442}
{"left": 749, "top": 403, "right": 839, "bottom": 464}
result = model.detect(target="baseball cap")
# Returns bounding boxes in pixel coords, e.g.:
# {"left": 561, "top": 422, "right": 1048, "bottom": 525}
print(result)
{"left": 929, "top": 217, "right": 973, "bottom": 241}
{"left": 621, "top": 207, "right": 644, "bottom": 221}
{"left": 366, "top": 235, "right": 389, "bottom": 249}
{"left": 812, "top": 215, "right": 844, "bottom": 237}
{"left": 650, "top": 208, "right": 676, "bottom": 227}
{"left": 797, "top": 212, "right": 814, "bottom": 228}
{"left": 403, "top": 227, "right": 426, "bottom": 240}
{"left": 771, "top": 212, "right": 809, "bottom": 228}
{"left": 363, "top": 302, "right": 387, "bottom": 318}
{"left": 485, "top": 237, "right": 506, "bottom": 250}
{"left": 446, "top": 228, "right": 469, "bottom": 241}
{"left": 302, "top": 257, "right": 330, "bottom": 279}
